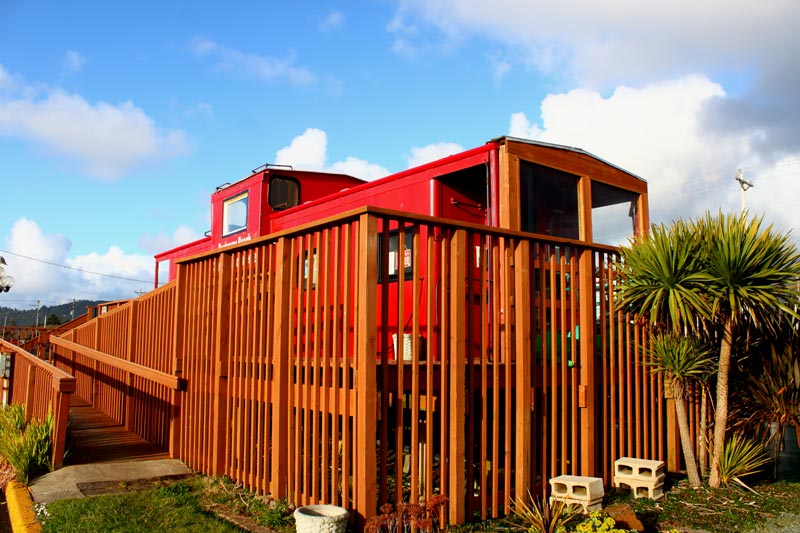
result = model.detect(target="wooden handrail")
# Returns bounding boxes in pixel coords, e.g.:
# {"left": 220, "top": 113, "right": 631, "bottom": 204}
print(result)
{"left": 0, "top": 338, "right": 76, "bottom": 393}
{"left": 51, "top": 336, "right": 182, "bottom": 391}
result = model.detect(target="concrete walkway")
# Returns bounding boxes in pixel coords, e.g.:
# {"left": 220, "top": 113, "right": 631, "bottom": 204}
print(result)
{"left": 28, "top": 459, "right": 193, "bottom": 504}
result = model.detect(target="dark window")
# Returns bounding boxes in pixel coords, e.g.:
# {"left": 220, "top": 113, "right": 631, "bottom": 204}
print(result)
{"left": 378, "top": 229, "right": 413, "bottom": 282}
{"left": 269, "top": 176, "right": 300, "bottom": 211}
{"left": 520, "top": 161, "right": 579, "bottom": 239}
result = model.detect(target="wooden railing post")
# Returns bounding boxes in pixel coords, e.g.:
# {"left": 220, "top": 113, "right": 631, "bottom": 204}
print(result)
{"left": 124, "top": 300, "right": 139, "bottom": 431}
{"left": 24, "top": 364, "right": 35, "bottom": 423}
{"left": 92, "top": 319, "right": 100, "bottom": 407}
{"left": 52, "top": 377, "right": 76, "bottom": 468}
{"left": 270, "top": 238, "right": 291, "bottom": 499}
{"left": 578, "top": 248, "right": 597, "bottom": 475}
{"left": 212, "top": 254, "right": 232, "bottom": 477}
{"left": 513, "top": 239, "right": 532, "bottom": 508}
{"left": 355, "top": 214, "right": 378, "bottom": 528}
{"left": 170, "top": 263, "right": 187, "bottom": 458}
{"left": 449, "top": 229, "right": 467, "bottom": 525}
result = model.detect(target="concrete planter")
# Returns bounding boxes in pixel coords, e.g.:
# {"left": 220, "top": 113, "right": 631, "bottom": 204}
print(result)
{"left": 293, "top": 504, "right": 349, "bottom": 533}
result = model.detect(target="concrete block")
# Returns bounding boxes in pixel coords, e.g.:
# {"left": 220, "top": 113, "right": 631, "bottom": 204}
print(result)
{"left": 613, "top": 478, "right": 664, "bottom": 500}
{"left": 548, "top": 475, "right": 604, "bottom": 502}
{"left": 614, "top": 457, "right": 665, "bottom": 482}
{"left": 549, "top": 495, "right": 602, "bottom": 513}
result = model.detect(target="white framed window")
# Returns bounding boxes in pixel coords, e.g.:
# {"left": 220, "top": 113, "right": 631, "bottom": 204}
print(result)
{"left": 222, "top": 192, "right": 249, "bottom": 236}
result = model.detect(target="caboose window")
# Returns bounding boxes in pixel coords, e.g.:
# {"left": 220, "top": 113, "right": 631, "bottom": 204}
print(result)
{"left": 222, "top": 192, "right": 248, "bottom": 236}
{"left": 269, "top": 176, "right": 300, "bottom": 211}
{"left": 379, "top": 229, "right": 413, "bottom": 282}
{"left": 520, "top": 161, "right": 579, "bottom": 239}
{"left": 591, "top": 181, "right": 638, "bottom": 245}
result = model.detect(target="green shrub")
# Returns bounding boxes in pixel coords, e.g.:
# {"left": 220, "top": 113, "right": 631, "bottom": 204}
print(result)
{"left": 0, "top": 404, "right": 26, "bottom": 435}
{"left": 509, "top": 493, "right": 582, "bottom": 533}
{"left": 0, "top": 405, "right": 54, "bottom": 484}
{"left": 717, "top": 433, "right": 772, "bottom": 489}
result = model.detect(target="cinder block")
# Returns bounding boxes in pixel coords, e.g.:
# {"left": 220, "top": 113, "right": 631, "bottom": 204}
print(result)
{"left": 548, "top": 475, "right": 604, "bottom": 502}
{"left": 613, "top": 478, "right": 664, "bottom": 500}
{"left": 549, "top": 495, "right": 602, "bottom": 513}
{"left": 614, "top": 457, "right": 665, "bottom": 482}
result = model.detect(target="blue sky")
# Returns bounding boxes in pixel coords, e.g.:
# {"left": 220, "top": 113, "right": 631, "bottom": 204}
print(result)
{"left": 1, "top": 0, "right": 799, "bottom": 308}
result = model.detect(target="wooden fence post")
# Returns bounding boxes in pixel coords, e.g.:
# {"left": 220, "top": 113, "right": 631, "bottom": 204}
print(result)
{"left": 52, "top": 377, "right": 75, "bottom": 468}
{"left": 578, "top": 248, "right": 597, "bottom": 475}
{"left": 24, "top": 364, "right": 35, "bottom": 423}
{"left": 124, "top": 300, "right": 139, "bottom": 431}
{"left": 514, "top": 239, "right": 532, "bottom": 508}
{"left": 355, "top": 214, "right": 378, "bottom": 528}
{"left": 212, "top": 254, "right": 232, "bottom": 477}
{"left": 449, "top": 229, "right": 467, "bottom": 525}
{"left": 170, "top": 262, "right": 187, "bottom": 458}
{"left": 271, "top": 238, "right": 292, "bottom": 499}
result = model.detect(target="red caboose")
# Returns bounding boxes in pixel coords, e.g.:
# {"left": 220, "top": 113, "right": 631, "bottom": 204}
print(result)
{"left": 156, "top": 136, "right": 648, "bottom": 360}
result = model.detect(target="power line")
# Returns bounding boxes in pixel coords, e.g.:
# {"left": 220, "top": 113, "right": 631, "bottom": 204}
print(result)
{"left": 0, "top": 249, "right": 151, "bottom": 284}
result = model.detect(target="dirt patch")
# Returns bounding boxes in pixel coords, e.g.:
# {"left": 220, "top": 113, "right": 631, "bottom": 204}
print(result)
{"left": 75, "top": 474, "right": 192, "bottom": 497}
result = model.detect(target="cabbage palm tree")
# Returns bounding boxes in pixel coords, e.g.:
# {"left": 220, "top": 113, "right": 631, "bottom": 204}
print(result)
{"left": 697, "top": 212, "right": 800, "bottom": 488}
{"left": 615, "top": 219, "right": 710, "bottom": 332}
{"left": 616, "top": 220, "right": 710, "bottom": 486}
{"left": 647, "top": 333, "right": 714, "bottom": 487}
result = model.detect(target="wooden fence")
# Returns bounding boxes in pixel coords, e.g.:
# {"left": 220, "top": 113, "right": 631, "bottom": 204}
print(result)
{"left": 0, "top": 338, "right": 74, "bottom": 467}
{"left": 50, "top": 284, "right": 180, "bottom": 454}
{"left": 38, "top": 206, "right": 667, "bottom": 528}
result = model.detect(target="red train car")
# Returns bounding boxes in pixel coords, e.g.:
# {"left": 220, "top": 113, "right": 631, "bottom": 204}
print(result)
{"left": 156, "top": 136, "right": 648, "bottom": 281}
{"left": 155, "top": 136, "right": 648, "bottom": 360}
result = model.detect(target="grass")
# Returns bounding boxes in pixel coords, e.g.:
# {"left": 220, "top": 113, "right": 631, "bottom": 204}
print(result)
{"left": 39, "top": 478, "right": 241, "bottom": 533}
{"left": 36, "top": 476, "right": 296, "bottom": 533}
{"left": 26, "top": 472, "right": 800, "bottom": 533}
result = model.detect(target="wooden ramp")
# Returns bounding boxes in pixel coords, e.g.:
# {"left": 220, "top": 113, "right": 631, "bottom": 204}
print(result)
{"left": 65, "top": 398, "right": 170, "bottom": 465}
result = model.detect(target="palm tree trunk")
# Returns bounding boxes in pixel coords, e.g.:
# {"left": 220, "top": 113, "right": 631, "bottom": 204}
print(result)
{"left": 709, "top": 319, "right": 734, "bottom": 488}
{"left": 699, "top": 384, "right": 708, "bottom": 477}
{"left": 674, "top": 385, "right": 702, "bottom": 487}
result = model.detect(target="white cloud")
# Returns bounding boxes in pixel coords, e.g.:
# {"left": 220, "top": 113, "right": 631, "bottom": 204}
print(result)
{"left": 0, "top": 66, "right": 189, "bottom": 178}
{"left": 275, "top": 128, "right": 389, "bottom": 181}
{"left": 320, "top": 12, "right": 344, "bottom": 32}
{"left": 138, "top": 225, "right": 203, "bottom": 254}
{"left": 392, "top": 0, "right": 795, "bottom": 84}
{"left": 509, "top": 75, "right": 800, "bottom": 237}
{"left": 275, "top": 128, "right": 328, "bottom": 169}
{"left": 329, "top": 157, "right": 388, "bottom": 181}
{"left": 189, "top": 38, "right": 316, "bottom": 86}
{"left": 406, "top": 142, "right": 464, "bottom": 168}
{"left": 394, "top": 0, "right": 800, "bottom": 161}
{"left": 64, "top": 50, "right": 87, "bottom": 72}
{"left": 2, "top": 218, "right": 154, "bottom": 305}
{"left": 67, "top": 247, "right": 154, "bottom": 298}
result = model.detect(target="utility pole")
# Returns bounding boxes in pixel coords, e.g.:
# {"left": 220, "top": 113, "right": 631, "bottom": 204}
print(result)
{"left": 735, "top": 169, "right": 754, "bottom": 212}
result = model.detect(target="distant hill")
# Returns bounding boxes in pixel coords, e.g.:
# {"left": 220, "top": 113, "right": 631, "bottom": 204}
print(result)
{"left": 0, "top": 300, "right": 106, "bottom": 327}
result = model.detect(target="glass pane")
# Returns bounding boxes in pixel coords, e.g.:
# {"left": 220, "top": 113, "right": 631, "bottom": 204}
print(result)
{"left": 223, "top": 192, "right": 248, "bottom": 236}
{"left": 520, "top": 161, "right": 579, "bottom": 239}
{"left": 591, "top": 181, "right": 638, "bottom": 245}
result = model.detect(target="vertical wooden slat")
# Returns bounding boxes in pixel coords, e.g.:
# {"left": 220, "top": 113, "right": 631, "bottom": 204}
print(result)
{"left": 410, "top": 224, "right": 421, "bottom": 504}
{"left": 355, "top": 214, "right": 377, "bottom": 528}
{"left": 514, "top": 239, "right": 531, "bottom": 510}
{"left": 578, "top": 247, "right": 596, "bottom": 475}
{"left": 271, "top": 238, "right": 291, "bottom": 498}
{"left": 212, "top": 254, "right": 232, "bottom": 477}
{"left": 449, "top": 229, "right": 467, "bottom": 525}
